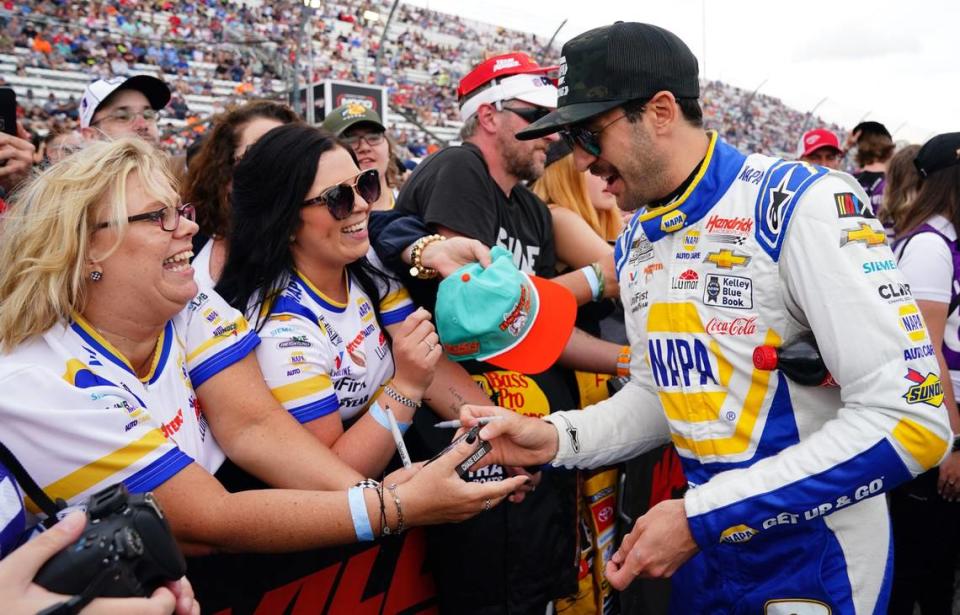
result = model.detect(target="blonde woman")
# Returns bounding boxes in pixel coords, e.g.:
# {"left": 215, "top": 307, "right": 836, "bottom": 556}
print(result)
{"left": 0, "top": 138, "right": 528, "bottom": 558}
{"left": 532, "top": 141, "right": 623, "bottom": 275}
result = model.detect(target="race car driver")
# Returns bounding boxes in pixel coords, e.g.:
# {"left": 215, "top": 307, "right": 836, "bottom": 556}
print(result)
{"left": 459, "top": 22, "right": 953, "bottom": 614}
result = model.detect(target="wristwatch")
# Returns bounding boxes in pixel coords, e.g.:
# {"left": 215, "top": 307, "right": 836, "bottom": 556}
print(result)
{"left": 952, "top": 435, "right": 960, "bottom": 453}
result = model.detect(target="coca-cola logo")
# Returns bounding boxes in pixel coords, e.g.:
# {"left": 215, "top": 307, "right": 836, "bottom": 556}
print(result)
{"left": 706, "top": 316, "right": 758, "bottom": 336}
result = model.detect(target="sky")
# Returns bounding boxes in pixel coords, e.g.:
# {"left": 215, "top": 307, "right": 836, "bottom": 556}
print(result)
{"left": 404, "top": 0, "right": 958, "bottom": 144}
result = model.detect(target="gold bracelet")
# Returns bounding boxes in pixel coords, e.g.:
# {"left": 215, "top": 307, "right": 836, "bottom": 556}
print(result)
{"left": 408, "top": 234, "right": 444, "bottom": 280}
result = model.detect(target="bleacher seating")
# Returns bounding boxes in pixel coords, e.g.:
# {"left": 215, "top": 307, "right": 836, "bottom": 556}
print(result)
{"left": 1, "top": 0, "right": 845, "bottom": 160}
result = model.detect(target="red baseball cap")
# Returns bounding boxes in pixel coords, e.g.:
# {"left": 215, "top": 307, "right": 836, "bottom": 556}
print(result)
{"left": 798, "top": 128, "right": 841, "bottom": 158}
{"left": 457, "top": 52, "right": 557, "bottom": 99}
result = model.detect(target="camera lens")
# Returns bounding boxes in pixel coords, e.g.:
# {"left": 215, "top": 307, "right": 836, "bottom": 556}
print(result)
{"left": 118, "top": 527, "right": 145, "bottom": 557}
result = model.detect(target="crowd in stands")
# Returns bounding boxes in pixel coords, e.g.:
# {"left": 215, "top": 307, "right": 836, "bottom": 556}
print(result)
{"left": 2, "top": 0, "right": 846, "bottom": 160}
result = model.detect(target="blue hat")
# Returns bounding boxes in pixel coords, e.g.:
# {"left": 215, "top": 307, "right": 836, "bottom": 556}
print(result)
{"left": 436, "top": 246, "right": 576, "bottom": 374}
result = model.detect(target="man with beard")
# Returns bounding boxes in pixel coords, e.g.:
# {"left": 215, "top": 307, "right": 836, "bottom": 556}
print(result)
{"left": 460, "top": 22, "right": 952, "bottom": 614}
{"left": 387, "top": 52, "right": 621, "bottom": 615}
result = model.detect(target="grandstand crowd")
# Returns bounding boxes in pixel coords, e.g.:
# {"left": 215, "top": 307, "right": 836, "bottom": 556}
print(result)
{"left": 1, "top": 4, "right": 958, "bottom": 615}
{"left": 2, "top": 0, "right": 845, "bottom": 161}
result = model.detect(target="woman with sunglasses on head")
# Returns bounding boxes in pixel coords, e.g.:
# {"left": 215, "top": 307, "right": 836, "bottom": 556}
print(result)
{"left": 0, "top": 138, "right": 528, "bottom": 561}
{"left": 323, "top": 103, "right": 402, "bottom": 211}
{"left": 218, "top": 123, "right": 512, "bottom": 477}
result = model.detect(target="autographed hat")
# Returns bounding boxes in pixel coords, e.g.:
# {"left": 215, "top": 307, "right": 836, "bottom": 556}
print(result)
{"left": 79, "top": 75, "right": 170, "bottom": 128}
{"left": 914, "top": 132, "right": 960, "bottom": 178}
{"left": 798, "top": 128, "right": 841, "bottom": 158}
{"left": 516, "top": 22, "right": 699, "bottom": 140}
{"left": 436, "top": 246, "right": 576, "bottom": 374}
{"left": 322, "top": 102, "right": 386, "bottom": 136}
{"left": 457, "top": 52, "right": 558, "bottom": 121}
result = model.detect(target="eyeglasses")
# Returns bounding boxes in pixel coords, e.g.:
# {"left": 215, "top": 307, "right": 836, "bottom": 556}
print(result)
{"left": 95, "top": 203, "right": 196, "bottom": 232}
{"left": 341, "top": 131, "right": 385, "bottom": 148}
{"left": 91, "top": 108, "right": 160, "bottom": 126}
{"left": 502, "top": 105, "right": 552, "bottom": 125}
{"left": 560, "top": 112, "right": 632, "bottom": 157}
{"left": 302, "top": 169, "right": 381, "bottom": 220}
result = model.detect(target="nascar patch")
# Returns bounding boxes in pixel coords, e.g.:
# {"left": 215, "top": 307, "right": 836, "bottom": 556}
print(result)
{"left": 834, "top": 192, "right": 874, "bottom": 219}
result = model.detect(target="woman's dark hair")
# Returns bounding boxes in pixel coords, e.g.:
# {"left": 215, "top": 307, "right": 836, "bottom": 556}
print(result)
{"left": 216, "top": 123, "right": 395, "bottom": 338}
{"left": 183, "top": 100, "right": 300, "bottom": 238}
{"left": 896, "top": 164, "right": 960, "bottom": 240}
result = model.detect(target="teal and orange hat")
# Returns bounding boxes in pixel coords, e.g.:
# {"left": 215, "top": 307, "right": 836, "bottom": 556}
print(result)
{"left": 436, "top": 246, "right": 576, "bottom": 374}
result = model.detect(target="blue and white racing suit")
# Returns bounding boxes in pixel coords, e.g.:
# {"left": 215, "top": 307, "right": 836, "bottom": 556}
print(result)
{"left": 544, "top": 132, "right": 952, "bottom": 614}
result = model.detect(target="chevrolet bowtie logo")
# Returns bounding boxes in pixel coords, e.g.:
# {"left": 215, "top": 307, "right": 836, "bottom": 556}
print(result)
{"left": 840, "top": 222, "right": 886, "bottom": 248}
{"left": 703, "top": 249, "right": 751, "bottom": 269}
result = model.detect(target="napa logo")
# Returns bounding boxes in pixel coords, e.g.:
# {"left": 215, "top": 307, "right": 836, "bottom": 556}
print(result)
{"left": 648, "top": 335, "right": 719, "bottom": 390}
{"left": 720, "top": 524, "right": 758, "bottom": 544}
{"left": 683, "top": 230, "right": 700, "bottom": 251}
{"left": 660, "top": 210, "right": 686, "bottom": 233}
{"left": 357, "top": 298, "right": 373, "bottom": 323}
{"left": 902, "top": 368, "right": 944, "bottom": 408}
{"left": 898, "top": 304, "right": 927, "bottom": 342}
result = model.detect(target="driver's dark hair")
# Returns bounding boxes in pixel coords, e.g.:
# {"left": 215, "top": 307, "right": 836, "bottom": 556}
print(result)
{"left": 623, "top": 96, "right": 703, "bottom": 127}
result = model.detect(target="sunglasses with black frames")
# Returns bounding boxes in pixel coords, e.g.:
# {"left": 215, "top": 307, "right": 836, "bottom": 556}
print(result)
{"left": 301, "top": 168, "right": 381, "bottom": 220}
{"left": 501, "top": 105, "right": 552, "bottom": 125}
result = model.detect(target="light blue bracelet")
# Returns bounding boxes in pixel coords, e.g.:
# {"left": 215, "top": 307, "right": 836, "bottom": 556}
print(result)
{"left": 581, "top": 264, "right": 601, "bottom": 301}
{"left": 370, "top": 401, "right": 410, "bottom": 433}
{"left": 347, "top": 486, "right": 374, "bottom": 542}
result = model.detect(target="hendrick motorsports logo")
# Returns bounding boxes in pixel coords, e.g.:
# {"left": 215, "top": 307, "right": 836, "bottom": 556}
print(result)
{"left": 903, "top": 369, "right": 944, "bottom": 407}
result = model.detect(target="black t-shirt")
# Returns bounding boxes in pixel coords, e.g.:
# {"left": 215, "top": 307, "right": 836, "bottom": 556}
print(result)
{"left": 396, "top": 143, "right": 557, "bottom": 277}
{"left": 393, "top": 143, "right": 578, "bottom": 612}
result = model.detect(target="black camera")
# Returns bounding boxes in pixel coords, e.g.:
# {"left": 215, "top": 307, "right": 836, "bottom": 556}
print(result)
{"left": 33, "top": 483, "right": 186, "bottom": 598}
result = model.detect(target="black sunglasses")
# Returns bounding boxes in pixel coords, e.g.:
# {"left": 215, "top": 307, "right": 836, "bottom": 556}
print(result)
{"left": 502, "top": 105, "right": 552, "bottom": 125}
{"left": 560, "top": 113, "right": 631, "bottom": 158}
{"left": 301, "top": 168, "right": 381, "bottom": 220}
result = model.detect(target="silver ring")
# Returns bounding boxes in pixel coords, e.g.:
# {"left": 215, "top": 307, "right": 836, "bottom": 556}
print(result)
{"left": 482, "top": 498, "right": 492, "bottom": 512}
{"left": 425, "top": 341, "right": 435, "bottom": 352}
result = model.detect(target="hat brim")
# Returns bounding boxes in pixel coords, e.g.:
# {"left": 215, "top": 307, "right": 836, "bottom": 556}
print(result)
{"left": 118, "top": 75, "right": 171, "bottom": 111}
{"left": 801, "top": 144, "right": 841, "bottom": 157}
{"left": 332, "top": 118, "right": 386, "bottom": 136}
{"left": 515, "top": 99, "right": 625, "bottom": 140}
{"left": 483, "top": 275, "right": 577, "bottom": 375}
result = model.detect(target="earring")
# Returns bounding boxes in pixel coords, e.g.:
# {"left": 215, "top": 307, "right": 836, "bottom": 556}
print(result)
{"left": 90, "top": 270, "right": 103, "bottom": 281}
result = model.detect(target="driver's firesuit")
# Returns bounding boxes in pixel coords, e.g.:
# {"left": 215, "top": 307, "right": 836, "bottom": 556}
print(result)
{"left": 543, "top": 131, "right": 952, "bottom": 614}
